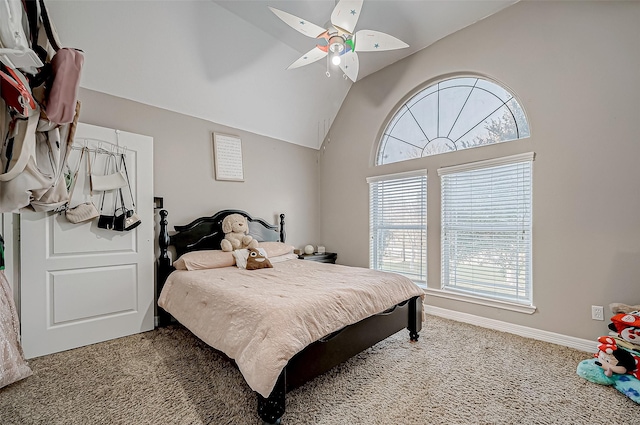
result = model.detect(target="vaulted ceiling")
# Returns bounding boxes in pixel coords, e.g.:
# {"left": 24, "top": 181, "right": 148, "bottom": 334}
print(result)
{"left": 48, "top": 0, "right": 517, "bottom": 149}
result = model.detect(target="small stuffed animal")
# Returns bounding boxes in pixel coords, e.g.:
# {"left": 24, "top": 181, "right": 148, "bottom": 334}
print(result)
{"left": 577, "top": 358, "right": 640, "bottom": 404}
{"left": 245, "top": 247, "right": 273, "bottom": 270}
{"left": 594, "top": 336, "right": 637, "bottom": 377}
{"left": 220, "top": 213, "right": 259, "bottom": 252}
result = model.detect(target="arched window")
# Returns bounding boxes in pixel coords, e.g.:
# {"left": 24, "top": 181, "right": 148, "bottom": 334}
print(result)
{"left": 377, "top": 77, "right": 530, "bottom": 165}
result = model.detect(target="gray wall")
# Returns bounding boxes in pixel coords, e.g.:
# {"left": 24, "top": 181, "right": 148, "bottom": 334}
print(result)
{"left": 77, "top": 88, "right": 320, "bottom": 252}
{"left": 319, "top": 1, "right": 640, "bottom": 340}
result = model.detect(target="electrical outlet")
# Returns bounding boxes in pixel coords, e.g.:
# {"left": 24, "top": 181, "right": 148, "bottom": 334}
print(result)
{"left": 591, "top": 305, "right": 604, "bottom": 321}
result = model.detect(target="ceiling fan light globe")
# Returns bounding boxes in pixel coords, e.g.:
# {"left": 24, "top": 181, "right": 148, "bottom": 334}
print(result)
{"left": 328, "top": 35, "right": 345, "bottom": 53}
{"left": 331, "top": 54, "right": 341, "bottom": 66}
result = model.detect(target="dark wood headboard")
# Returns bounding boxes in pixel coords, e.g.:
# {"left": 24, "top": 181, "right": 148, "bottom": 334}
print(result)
{"left": 156, "top": 209, "right": 285, "bottom": 325}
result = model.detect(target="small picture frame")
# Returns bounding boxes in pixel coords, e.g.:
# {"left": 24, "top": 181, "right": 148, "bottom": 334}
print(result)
{"left": 213, "top": 133, "right": 244, "bottom": 181}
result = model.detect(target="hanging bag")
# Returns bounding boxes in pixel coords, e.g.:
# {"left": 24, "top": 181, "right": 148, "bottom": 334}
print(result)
{"left": 0, "top": 0, "right": 42, "bottom": 74}
{"left": 90, "top": 152, "right": 127, "bottom": 192}
{"left": 36, "top": 0, "right": 84, "bottom": 125}
{"left": 0, "top": 64, "right": 36, "bottom": 118}
{"left": 117, "top": 154, "right": 141, "bottom": 231}
{"left": 0, "top": 0, "right": 28, "bottom": 50}
{"left": 29, "top": 101, "right": 81, "bottom": 212}
{"left": 64, "top": 147, "right": 99, "bottom": 224}
{"left": 96, "top": 154, "right": 141, "bottom": 232}
{"left": 0, "top": 99, "right": 81, "bottom": 213}
{"left": 97, "top": 186, "right": 120, "bottom": 231}
{"left": 112, "top": 187, "right": 132, "bottom": 231}
{"left": 0, "top": 106, "right": 38, "bottom": 182}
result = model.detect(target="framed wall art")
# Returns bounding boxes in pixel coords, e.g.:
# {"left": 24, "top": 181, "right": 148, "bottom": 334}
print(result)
{"left": 212, "top": 133, "right": 244, "bottom": 181}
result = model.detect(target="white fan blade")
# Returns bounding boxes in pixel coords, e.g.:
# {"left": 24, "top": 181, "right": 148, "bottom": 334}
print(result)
{"left": 354, "top": 30, "right": 409, "bottom": 52}
{"left": 330, "top": 0, "right": 363, "bottom": 35}
{"left": 287, "top": 46, "right": 328, "bottom": 70}
{"left": 269, "top": 7, "right": 327, "bottom": 38}
{"left": 339, "top": 51, "right": 359, "bottom": 82}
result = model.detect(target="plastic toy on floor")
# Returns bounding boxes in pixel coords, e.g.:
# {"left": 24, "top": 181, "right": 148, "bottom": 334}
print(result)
{"left": 577, "top": 303, "right": 640, "bottom": 404}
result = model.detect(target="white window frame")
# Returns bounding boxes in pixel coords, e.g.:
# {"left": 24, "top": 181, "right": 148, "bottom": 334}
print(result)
{"left": 367, "top": 170, "right": 428, "bottom": 285}
{"left": 429, "top": 152, "right": 536, "bottom": 314}
{"left": 376, "top": 76, "right": 531, "bottom": 166}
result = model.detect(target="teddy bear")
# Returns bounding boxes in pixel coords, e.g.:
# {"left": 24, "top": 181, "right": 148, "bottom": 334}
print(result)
{"left": 220, "top": 213, "right": 259, "bottom": 252}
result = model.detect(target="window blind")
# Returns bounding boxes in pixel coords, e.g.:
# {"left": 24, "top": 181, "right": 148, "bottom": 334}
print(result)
{"left": 440, "top": 157, "right": 532, "bottom": 304}
{"left": 368, "top": 171, "right": 427, "bottom": 284}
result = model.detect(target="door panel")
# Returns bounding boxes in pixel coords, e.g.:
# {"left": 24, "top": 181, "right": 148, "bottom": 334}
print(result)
{"left": 51, "top": 265, "right": 137, "bottom": 324}
{"left": 20, "top": 124, "right": 154, "bottom": 359}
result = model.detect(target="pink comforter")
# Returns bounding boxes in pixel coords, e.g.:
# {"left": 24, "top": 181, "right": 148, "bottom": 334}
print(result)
{"left": 158, "top": 259, "right": 424, "bottom": 397}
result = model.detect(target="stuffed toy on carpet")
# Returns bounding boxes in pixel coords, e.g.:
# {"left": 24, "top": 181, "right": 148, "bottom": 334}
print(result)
{"left": 576, "top": 304, "right": 640, "bottom": 404}
{"left": 577, "top": 358, "right": 640, "bottom": 404}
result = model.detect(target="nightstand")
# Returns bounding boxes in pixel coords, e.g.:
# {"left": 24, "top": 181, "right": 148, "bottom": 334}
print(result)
{"left": 298, "top": 252, "right": 337, "bottom": 264}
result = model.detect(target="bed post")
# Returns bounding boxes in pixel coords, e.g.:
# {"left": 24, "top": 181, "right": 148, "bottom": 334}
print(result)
{"left": 157, "top": 209, "right": 173, "bottom": 327}
{"left": 257, "top": 371, "right": 285, "bottom": 424}
{"left": 279, "top": 213, "right": 286, "bottom": 243}
{"left": 408, "top": 296, "right": 423, "bottom": 342}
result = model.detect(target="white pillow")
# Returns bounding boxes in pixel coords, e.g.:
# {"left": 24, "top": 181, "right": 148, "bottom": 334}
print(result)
{"left": 173, "top": 250, "right": 235, "bottom": 270}
{"left": 233, "top": 248, "right": 268, "bottom": 269}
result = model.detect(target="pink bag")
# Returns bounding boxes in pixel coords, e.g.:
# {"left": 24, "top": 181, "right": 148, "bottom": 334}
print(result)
{"left": 46, "top": 48, "right": 84, "bottom": 124}
{"left": 37, "top": 0, "right": 84, "bottom": 125}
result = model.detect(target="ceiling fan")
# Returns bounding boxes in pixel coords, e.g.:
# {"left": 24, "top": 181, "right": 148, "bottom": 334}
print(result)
{"left": 269, "top": 0, "right": 409, "bottom": 82}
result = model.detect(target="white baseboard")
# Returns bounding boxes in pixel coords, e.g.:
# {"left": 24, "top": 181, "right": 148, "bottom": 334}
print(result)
{"left": 425, "top": 305, "right": 597, "bottom": 353}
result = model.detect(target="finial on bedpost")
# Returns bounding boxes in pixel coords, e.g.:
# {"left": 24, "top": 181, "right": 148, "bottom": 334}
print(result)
{"left": 279, "top": 213, "right": 286, "bottom": 243}
{"left": 159, "top": 209, "right": 170, "bottom": 261}
{"left": 157, "top": 209, "right": 173, "bottom": 327}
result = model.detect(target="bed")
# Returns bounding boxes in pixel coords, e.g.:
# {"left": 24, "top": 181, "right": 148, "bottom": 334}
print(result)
{"left": 156, "top": 209, "right": 424, "bottom": 424}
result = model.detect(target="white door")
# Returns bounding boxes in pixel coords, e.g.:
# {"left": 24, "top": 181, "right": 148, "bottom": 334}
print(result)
{"left": 20, "top": 123, "right": 154, "bottom": 359}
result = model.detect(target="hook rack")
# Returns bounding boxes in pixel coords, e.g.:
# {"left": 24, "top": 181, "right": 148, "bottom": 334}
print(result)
{"left": 71, "top": 136, "right": 130, "bottom": 156}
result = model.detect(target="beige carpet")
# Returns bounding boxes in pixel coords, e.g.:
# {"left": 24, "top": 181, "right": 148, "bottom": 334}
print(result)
{"left": 1, "top": 315, "right": 637, "bottom": 424}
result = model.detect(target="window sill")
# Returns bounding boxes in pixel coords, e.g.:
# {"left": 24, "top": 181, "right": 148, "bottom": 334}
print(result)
{"left": 422, "top": 287, "right": 537, "bottom": 315}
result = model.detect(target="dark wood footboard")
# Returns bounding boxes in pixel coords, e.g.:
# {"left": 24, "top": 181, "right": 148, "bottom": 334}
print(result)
{"left": 257, "top": 295, "right": 423, "bottom": 424}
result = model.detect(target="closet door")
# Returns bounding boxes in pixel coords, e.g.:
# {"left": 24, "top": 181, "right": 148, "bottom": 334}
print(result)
{"left": 20, "top": 124, "right": 154, "bottom": 359}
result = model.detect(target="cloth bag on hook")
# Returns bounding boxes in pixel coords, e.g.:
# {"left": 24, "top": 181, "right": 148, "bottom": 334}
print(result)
{"left": 0, "top": 100, "right": 81, "bottom": 213}
{"left": 0, "top": 0, "right": 31, "bottom": 51}
{"left": 27, "top": 0, "right": 84, "bottom": 125}
{"left": 0, "top": 64, "right": 37, "bottom": 117}
{"left": 64, "top": 147, "right": 98, "bottom": 224}
{"left": 90, "top": 152, "right": 128, "bottom": 192}
{"left": 30, "top": 101, "right": 81, "bottom": 212}
{"left": 0, "top": 0, "right": 42, "bottom": 74}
